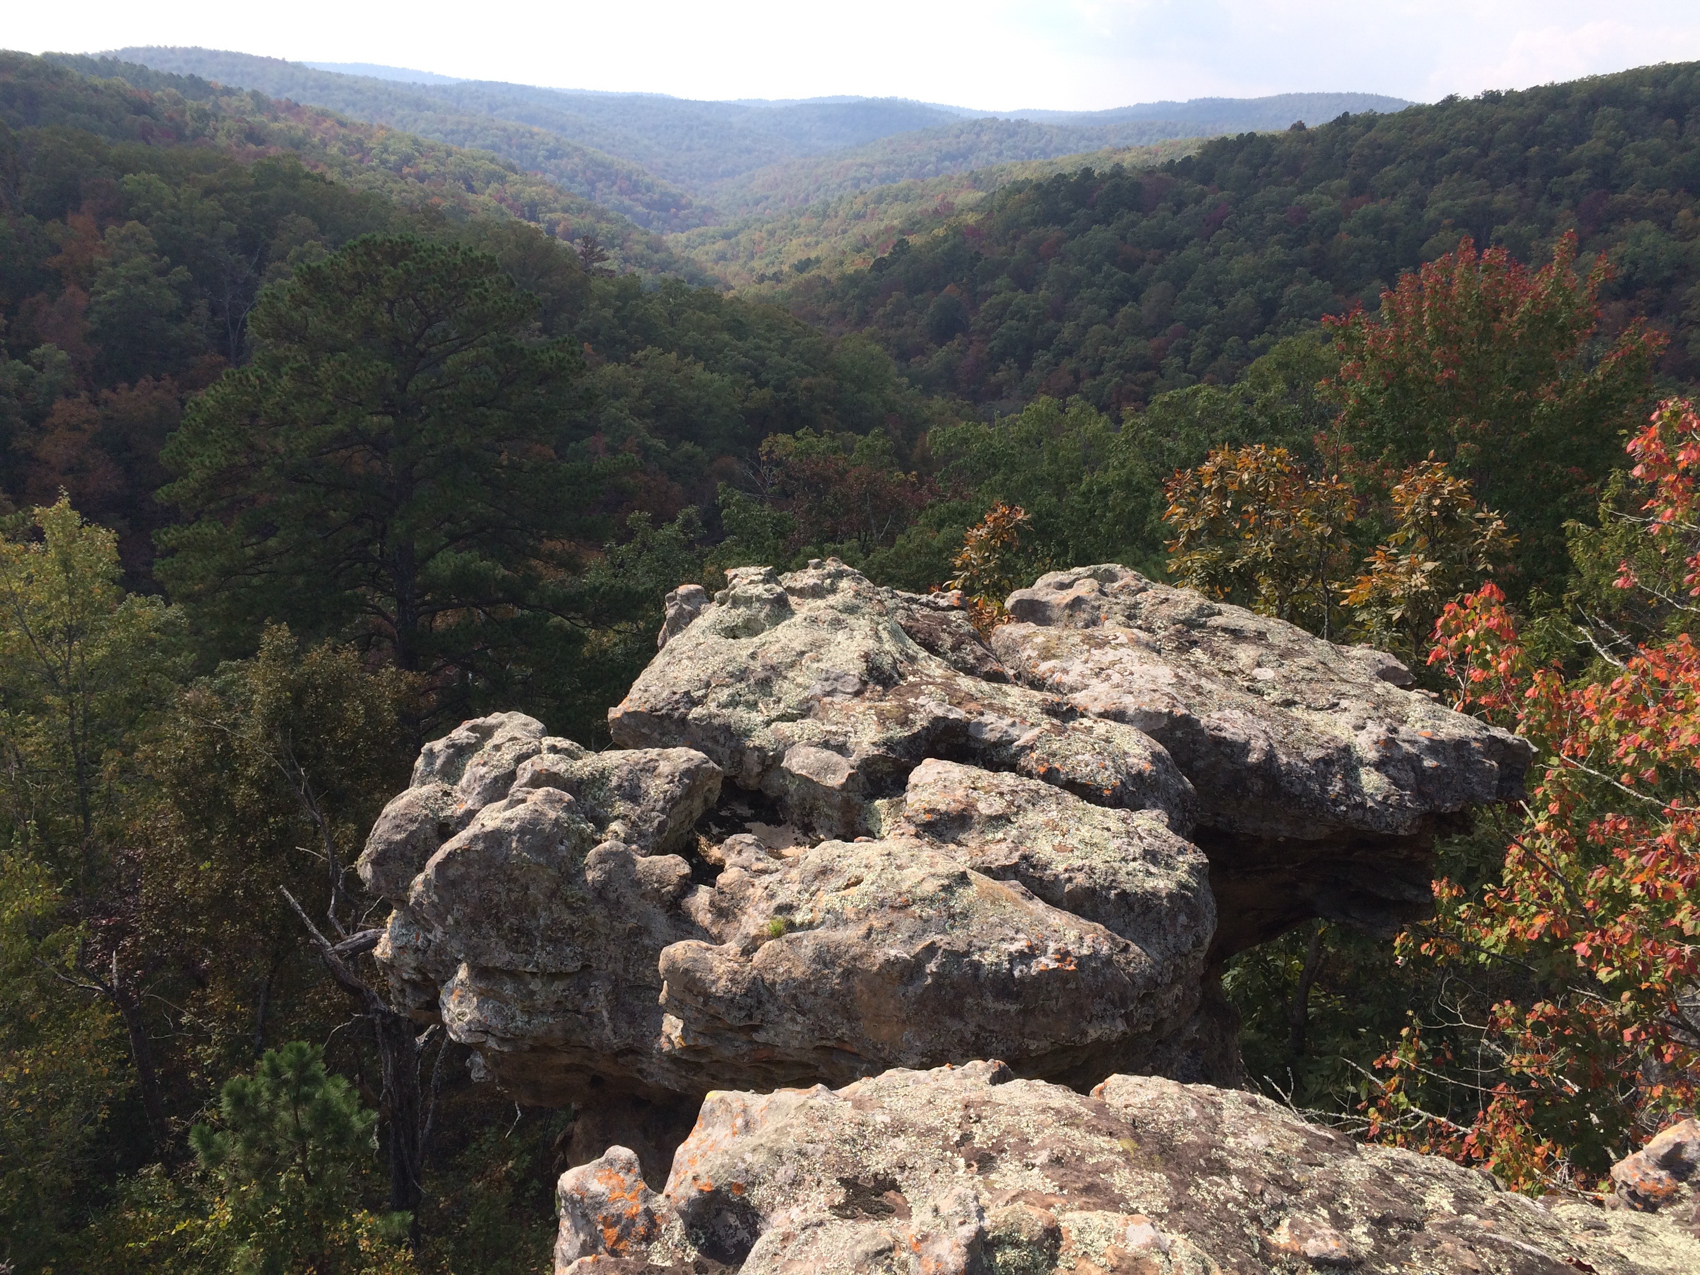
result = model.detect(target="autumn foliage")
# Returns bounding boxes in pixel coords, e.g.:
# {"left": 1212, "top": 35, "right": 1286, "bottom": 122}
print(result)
{"left": 1326, "top": 233, "right": 1661, "bottom": 591}
{"left": 1368, "top": 400, "right": 1700, "bottom": 1192}
{"left": 947, "top": 501, "right": 1031, "bottom": 633}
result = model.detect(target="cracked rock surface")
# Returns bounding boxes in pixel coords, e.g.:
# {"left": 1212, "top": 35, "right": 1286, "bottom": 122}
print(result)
{"left": 993, "top": 565, "right": 1534, "bottom": 954}
{"left": 555, "top": 1062, "right": 1700, "bottom": 1275}
{"left": 368, "top": 560, "right": 1527, "bottom": 1113}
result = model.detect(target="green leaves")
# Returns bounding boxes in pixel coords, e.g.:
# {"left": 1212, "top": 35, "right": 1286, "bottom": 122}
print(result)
{"left": 193, "top": 1042, "right": 371, "bottom": 1195}
{"left": 0, "top": 497, "right": 184, "bottom": 882}
{"left": 188, "top": 1041, "right": 414, "bottom": 1275}
{"left": 1328, "top": 234, "right": 1661, "bottom": 596}
{"left": 157, "top": 234, "right": 594, "bottom": 722}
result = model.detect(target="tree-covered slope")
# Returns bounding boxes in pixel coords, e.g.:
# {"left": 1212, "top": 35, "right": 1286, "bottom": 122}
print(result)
{"left": 34, "top": 53, "right": 699, "bottom": 275}
{"left": 0, "top": 52, "right": 937, "bottom": 587}
{"left": 57, "top": 50, "right": 705, "bottom": 231}
{"left": 91, "top": 49, "right": 1414, "bottom": 229}
{"left": 103, "top": 47, "right": 966, "bottom": 194}
{"left": 789, "top": 62, "right": 1700, "bottom": 414}
{"left": 675, "top": 139, "right": 1205, "bottom": 289}
{"left": 703, "top": 119, "right": 1222, "bottom": 217}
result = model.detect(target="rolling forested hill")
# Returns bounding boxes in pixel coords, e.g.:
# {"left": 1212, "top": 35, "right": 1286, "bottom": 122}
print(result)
{"left": 674, "top": 139, "right": 1207, "bottom": 288}
{"left": 35, "top": 53, "right": 699, "bottom": 273}
{"left": 49, "top": 52, "right": 707, "bottom": 230}
{"left": 0, "top": 52, "right": 939, "bottom": 588}
{"left": 788, "top": 61, "right": 1700, "bottom": 413}
{"left": 92, "top": 48, "right": 1408, "bottom": 223}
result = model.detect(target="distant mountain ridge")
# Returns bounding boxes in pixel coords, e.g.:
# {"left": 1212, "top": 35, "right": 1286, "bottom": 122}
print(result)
{"left": 1003, "top": 92, "right": 1410, "bottom": 127}
{"left": 304, "top": 61, "right": 464, "bottom": 84}
{"left": 93, "top": 48, "right": 1410, "bottom": 229}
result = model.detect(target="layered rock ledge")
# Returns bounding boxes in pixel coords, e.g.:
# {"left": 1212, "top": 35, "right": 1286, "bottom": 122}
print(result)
{"left": 361, "top": 560, "right": 1529, "bottom": 1117}
{"left": 553, "top": 1062, "right": 1700, "bottom": 1275}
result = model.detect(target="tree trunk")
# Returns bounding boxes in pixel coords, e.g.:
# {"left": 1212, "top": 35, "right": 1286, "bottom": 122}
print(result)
{"left": 374, "top": 1006, "right": 424, "bottom": 1215}
{"left": 105, "top": 956, "right": 170, "bottom": 1157}
{"left": 1286, "top": 922, "right": 1329, "bottom": 1058}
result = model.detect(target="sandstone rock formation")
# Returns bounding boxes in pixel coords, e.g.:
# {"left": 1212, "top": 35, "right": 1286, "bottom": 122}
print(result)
{"left": 364, "top": 559, "right": 1529, "bottom": 1128}
{"left": 553, "top": 1061, "right": 1700, "bottom": 1275}
{"left": 994, "top": 566, "right": 1534, "bottom": 954}
{"left": 1612, "top": 1118, "right": 1700, "bottom": 1223}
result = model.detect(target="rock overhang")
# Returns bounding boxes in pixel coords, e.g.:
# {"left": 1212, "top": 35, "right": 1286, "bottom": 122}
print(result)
{"left": 362, "top": 558, "right": 1530, "bottom": 1110}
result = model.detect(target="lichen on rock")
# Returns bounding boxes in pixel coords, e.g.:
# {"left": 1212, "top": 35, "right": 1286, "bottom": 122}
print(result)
{"left": 553, "top": 1061, "right": 1700, "bottom": 1275}
{"left": 366, "top": 559, "right": 1536, "bottom": 1191}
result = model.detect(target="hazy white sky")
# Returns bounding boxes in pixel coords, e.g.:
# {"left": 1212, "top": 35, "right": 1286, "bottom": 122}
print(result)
{"left": 12, "top": 0, "right": 1700, "bottom": 111}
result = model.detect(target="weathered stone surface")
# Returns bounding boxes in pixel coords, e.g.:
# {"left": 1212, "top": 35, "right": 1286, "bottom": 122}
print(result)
{"left": 513, "top": 747, "right": 724, "bottom": 856}
{"left": 877, "top": 759, "right": 1213, "bottom": 971}
{"left": 555, "top": 1146, "right": 671, "bottom": 1272}
{"left": 365, "top": 715, "right": 721, "bottom": 1105}
{"left": 409, "top": 787, "right": 702, "bottom": 1106}
{"left": 361, "top": 713, "right": 720, "bottom": 903}
{"left": 360, "top": 711, "right": 587, "bottom": 903}
{"left": 659, "top": 833, "right": 1202, "bottom": 1092}
{"left": 374, "top": 563, "right": 1535, "bottom": 1165}
{"left": 559, "top": 1062, "right": 1700, "bottom": 1275}
{"left": 359, "top": 780, "right": 466, "bottom": 903}
{"left": 1613, "top": 1119, "right": 1700, "bottom": 1220}
{"left": 373, "top": 707, "right": 1203, "bottom": 1106}
{"left": 660, "top": 584, "right": 711, "bottom": 649}
{"left": 992, "top": 565, "right": 1534, "bottom": 953}
{"left": 608, "top": 562, "right": 1197, "bottom": 840}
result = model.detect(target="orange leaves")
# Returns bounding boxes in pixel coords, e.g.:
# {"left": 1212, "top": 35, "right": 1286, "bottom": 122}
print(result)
{"left": 1619, "top": 398, "right": 1700, "bottom": 603}
{"left": 946, "top": 502, "right": 1030, "bottom": 634}
{"left": 1163, "top": 444, "right": 1357, "bottom": 638}
{"left": 1390, "top": 436, "right": 1700, "bottom": 1185}
{"left": 1165, "top": 445, "right": 1509, "bottom": 663}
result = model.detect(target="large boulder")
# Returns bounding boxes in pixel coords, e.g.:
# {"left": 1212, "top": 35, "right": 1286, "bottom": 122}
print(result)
{"left": 369, "top": 560, "right": 1529, "bottom": 1145}
{"left": 993, "top": 565, "right": 1534, "bottom": 954}
{"left": 368, "top": 721, "right": 1213, "bottom": 1105}
{"left": 607, "top": 562, "right": 1198, "bottom": 839}
{"left": 659, "top": 831, "right": 1206, "bottom": 1093}
{"left": 554, "top": 1062, "right": 1700, "bottom": 1275}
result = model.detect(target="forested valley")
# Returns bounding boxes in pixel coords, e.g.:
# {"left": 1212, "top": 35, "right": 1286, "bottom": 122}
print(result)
{"left": 3, "top": 45, "right": 1700, "bottom": 1273}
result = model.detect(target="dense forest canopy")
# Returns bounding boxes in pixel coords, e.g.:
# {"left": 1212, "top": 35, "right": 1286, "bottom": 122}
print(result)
{"left": 790, "top": 61, "right": 1700, "bottom": 413}
{"left": 92, "top": 48, "right": 1409, "bottom": 224}
{"left": 0, "top": 52, "right": 939, "bottom": 690}
{"left": 3, "top": 43, "right": 1700, "bottom": 1275}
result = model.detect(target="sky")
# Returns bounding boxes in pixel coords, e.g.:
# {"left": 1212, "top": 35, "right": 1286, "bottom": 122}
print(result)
{"left": 12, "top": 0, "right": 1700, "bottom": 111}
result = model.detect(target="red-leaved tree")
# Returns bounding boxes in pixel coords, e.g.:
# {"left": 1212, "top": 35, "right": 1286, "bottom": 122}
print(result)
{"left": 1369, "top": 398, "right": 1700, "bottom": 1192}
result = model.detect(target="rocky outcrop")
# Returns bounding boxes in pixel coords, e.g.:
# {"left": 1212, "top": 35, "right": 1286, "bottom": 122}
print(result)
{"left": 1613, "top": 1118, "right": 1700, "bottom": 1223}
{"left": 607, "top": 562, "right": 1198, "bottom": 839}
{"left": 554, "top": 1062, "right": 1700, "bottom": 1275}
{"left": 367, "top": 559, "right": 1528, "bottom": 1120}
{"left": 366, "top": 746, "right": 1213, "bottom": 1104}
{"left": 993, "top": 566, "right": 1534, "bottom": 954}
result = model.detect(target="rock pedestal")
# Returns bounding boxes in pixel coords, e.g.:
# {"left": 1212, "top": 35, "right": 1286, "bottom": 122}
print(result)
{"left": 362, "top": 559, "right": 1530, "bottom": 1158}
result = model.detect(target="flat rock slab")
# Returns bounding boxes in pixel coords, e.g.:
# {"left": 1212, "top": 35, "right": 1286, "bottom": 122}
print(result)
{"left": 993, "top": 565, "right": 1533, "bottom": 953}
{"left": 555, "top": 1062, "right": 1700, "bottom": 1275}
